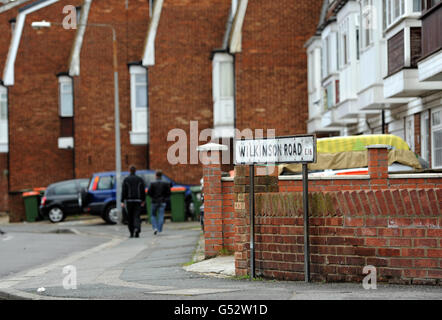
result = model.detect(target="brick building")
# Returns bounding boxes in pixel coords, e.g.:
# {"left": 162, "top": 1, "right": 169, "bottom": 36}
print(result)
{"left": 0, "top": 0, "right": 323, "bottom": 220}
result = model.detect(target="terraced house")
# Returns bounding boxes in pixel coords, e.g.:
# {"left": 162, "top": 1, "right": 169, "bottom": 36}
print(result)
{"left": 306, "top": 0, "right": 442, "bottom": 168}
{"left": 0, "top": 0, "right": 323, "bottom": 221}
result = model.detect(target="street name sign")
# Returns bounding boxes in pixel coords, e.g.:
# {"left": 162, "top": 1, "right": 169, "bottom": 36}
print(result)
{"left": 233, "top": 134, "right": 317, "bottom": 282}
{"left": 234, "top": 135, "right": 316, "bottom": 165}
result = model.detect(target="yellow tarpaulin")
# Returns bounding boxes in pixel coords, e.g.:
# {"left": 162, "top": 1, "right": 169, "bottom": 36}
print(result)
{"left": 278, "top": 134, "right": 421, "bottom": 174}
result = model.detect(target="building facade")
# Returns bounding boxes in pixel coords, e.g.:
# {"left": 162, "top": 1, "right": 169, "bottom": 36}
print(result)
{"left": 0, "top": 0, "right": 323, "bottom": 219}
{"left": 306, "top": 0, "right": 442, "bottom": 168}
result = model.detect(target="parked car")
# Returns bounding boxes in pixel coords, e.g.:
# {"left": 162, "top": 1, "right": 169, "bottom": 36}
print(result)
{"left": 83, "top": 170, "right": 194, "bottom": 224}
{"left": 39, "top": 179, "right": 90, "bottom": 223}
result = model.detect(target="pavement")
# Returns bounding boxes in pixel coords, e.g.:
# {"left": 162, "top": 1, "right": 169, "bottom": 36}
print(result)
{"left": 0, "top": 215, "right": 441, "bottom": 300}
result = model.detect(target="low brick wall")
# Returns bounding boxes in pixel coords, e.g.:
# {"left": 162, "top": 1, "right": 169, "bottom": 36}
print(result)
{"left": 201, "top": 145, "right": 442, "bottom": 284}
{"left": 234, "top": 190, "right": 441, "bottom": 284}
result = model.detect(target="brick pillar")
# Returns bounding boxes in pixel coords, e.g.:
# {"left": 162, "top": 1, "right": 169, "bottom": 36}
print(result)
{"left": 198, "top": 143, "right": 228, "bottom": 258}
{"left": 233, "top": 164, "right": 279, "bottom": 276}
{"left": 367, "top": 145, "right": 390, "bottom": 187}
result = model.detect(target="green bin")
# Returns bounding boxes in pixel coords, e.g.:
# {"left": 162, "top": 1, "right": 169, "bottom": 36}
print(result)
{"left": 170, "top": 187, "right": 186, "bottom": 222}
{"left": 22, "top": 191, "right": 40, "bottom": 222}
{"left": 190, "top": 186, "right": 202, "bottom": 221}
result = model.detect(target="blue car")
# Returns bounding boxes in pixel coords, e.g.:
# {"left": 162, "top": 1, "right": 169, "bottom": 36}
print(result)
{"left": 83, "top": 170, "right": 193, "bottom": 224}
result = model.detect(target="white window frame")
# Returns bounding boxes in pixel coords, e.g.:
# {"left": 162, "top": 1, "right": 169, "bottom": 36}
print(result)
{"left": 362, "top": 0, "right": 374, "bottom": 49}
{"left": 58, "top": 76, "right": 73, "bottom": 117}
{"left": 421, "top": 110, "right": 430, "bottom": 162}
{"left": 0, "top": 85, "right": 8, "bottom": 152}
{"left": 129, "top": 65, "right": 148, "bottom": 145}
{"left": 431, "top": 107, "right": 442, "bottom": 169}
{"left": 322, "top": 37, "right": 329, "bottom": 78}
{"left": 212, "top": 53, "right": 235, "bottom": 138}
{"left": 405, "top": 114, "right": 415, "bottom": 152}
{"left": 339, "top": 18, "right": 350, "bottom": 68}
{"left": 384, "top": 0, "right": 405, "bottom": 29}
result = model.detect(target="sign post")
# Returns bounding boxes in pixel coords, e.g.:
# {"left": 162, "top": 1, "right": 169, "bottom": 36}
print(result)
{"left": 249, "top": 164, "right": 255, "bottom": 279}
{"left": 234, "top": 135, "right": 316, "bottom": 282}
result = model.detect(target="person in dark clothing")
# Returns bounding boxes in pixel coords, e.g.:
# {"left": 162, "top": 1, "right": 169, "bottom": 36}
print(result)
{"left": 148, "top": 170, "right": 171, "bottom": 235}
{"left": 121, "top": 166, "right": 146, "bottom": 238}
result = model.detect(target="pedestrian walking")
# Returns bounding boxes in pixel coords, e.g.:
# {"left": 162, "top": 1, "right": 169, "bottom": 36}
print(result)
{"left": 148, "top": 170, "right": 171, "bottom": 235}
{"left": 121, "top": 166, "right": 146, "bottom": 238}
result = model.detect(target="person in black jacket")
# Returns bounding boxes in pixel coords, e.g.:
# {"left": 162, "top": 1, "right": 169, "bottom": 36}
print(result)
{"left": 148, "top": 170, "right": 171, "bottom": 235}
{"left": 121, "top": 166, "right": 146, "bottom": 238}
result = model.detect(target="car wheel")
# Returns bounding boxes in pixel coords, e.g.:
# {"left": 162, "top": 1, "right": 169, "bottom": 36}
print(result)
{"left": 104, "top": 204, "right": 119, "bottom": 225}
{"left": 48, "top": 207, "right": 65, "bottom": 223}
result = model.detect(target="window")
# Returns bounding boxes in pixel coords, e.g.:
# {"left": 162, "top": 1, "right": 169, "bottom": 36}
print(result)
{"left": 212, "top": 53, "right": 235, "bottom": 138}
{"left": 58, "top": 76, "right": 73, "bottom": 117}
{"left": 356, "top": 15, "right": 360, "bottom": 60}
{"left": 362, "top": 0, "right": 374, "bottom": 48}
{"left": 308, "top": 51, "right": 314, "bottom": 92}
{"left": 322, "top": 37, "right": 329, "bottom": 78}
{"left": 324, "top": 82, "right": 335, "bottom": 110}
{"left": 219, "top": 62, "right": 234, "bottom": 98}
{"left": 97, "top": 176, "right": 113, "bottom": 190}
{"left": 421, "top": 110, "right": 430, "bottom": 162}
{"left": 405, "top": 115, "right": 415, "bottom": 152}
{"left": 339, "top": 18, "right": 349, "bottom": 67}
{"left": 0, "top": 85, "right": 7, "bottom": 148}
{"left": 413, "top": 0, "right": 422, "bottom": 11}
{"left": 384, "top": 0, "right": 405, "bottom": 29}
{"left": 129, "top": 65, "right": 148, "bottom": 145}
{"left": 134, "top": 74, "right": 148, "bottom": 108}
{"left": 54, "top": 182, "right": 78, "bottom": 195}
{"left": 431, "top": 108, "right": 442, "bottom": 168}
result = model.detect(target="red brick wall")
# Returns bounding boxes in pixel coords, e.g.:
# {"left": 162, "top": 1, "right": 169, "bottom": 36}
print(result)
{"left": 235, "top": 0, "right": 323, "bottom": 136}
{"left": 74, "top": 0, "right": 150, "bottom": 179}
{"left": 149, "top": 0, "right": 230, "bottom": 185}
{"left": 234, "top": 189, "right": 441, "bottom": 284}
{"left": 8, "top": 0, "right": 83, "bottom": 194}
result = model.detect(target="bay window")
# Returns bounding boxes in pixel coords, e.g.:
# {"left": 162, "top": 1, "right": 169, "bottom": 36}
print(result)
{"left": 384, "top": 0, "right": 405, "bottom": 29}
